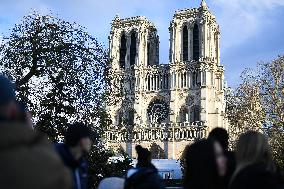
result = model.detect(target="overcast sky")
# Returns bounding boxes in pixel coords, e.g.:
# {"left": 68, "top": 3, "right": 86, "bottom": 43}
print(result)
{"left": 1, "top": 0, "right": 284, "bottom": 87}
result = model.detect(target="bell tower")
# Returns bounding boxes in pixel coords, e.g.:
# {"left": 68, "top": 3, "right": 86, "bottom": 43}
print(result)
{"left": 106, "top": 0, "right": 228, "bottom": 159}
{"left": 169, "top": 0, "right": 220, "bottom": 64}
{"left": 109, "top": 15, "right": 159, "bottom": 70}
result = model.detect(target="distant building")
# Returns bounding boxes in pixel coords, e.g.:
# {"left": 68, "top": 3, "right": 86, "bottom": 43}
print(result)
{"left": 106, "top": 0, "right": 228, "bottom": 159}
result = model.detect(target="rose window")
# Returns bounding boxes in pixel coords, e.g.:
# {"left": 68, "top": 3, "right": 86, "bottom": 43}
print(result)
{"left": 147, "top": 99, "right": 169, "bottom": 124}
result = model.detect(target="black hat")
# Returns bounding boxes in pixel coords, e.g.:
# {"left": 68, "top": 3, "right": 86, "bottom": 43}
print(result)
{"left": 136, "top": 145, "right": 151, "bottom": 161}
{"left": 0, "top": 75, "right": 16, "bottom": 106}
{"left": 65, "top": 123, "right": 91, "bottom": 147}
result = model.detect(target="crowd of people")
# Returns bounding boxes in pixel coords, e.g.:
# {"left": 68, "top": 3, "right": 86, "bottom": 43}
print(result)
{"left": 0, "top": 75, "right": 92, "bottom": 189}
{"left": 0, "top": 74, "right": 283, "bottom": 189}
{"left": 99, "top": 129, "right": 283, "bottom": 189}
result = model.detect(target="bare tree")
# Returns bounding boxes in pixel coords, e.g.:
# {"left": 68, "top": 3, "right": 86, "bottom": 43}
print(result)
{"left": 226, "top": 55, "right": 284, "bottom": 170}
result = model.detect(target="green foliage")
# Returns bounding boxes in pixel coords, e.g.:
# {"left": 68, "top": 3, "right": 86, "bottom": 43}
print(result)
{"left": 226, "top": 55, "right": 284, "bottom": 175}
{"left": 87, "top": 145, "right": 133, "bottom": 188}
{"left": 0, "top": 12, "right": 132, "bottom": 188}
{"left": 0, "top": 12, "right": 109, "bottom": 141}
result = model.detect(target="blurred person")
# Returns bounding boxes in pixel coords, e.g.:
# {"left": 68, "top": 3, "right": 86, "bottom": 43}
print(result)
{"left": 208, "top": 127, "right": 236, "bottom": 187}
{"left": 183, "top": 139, "right": 227, "bottom": 189}
{"left": 16, "top": 101, "right": 33, "bottom": 129}
{"left": 55, "top": 122, "right": 92, "bottom": 189}
{"left": 124, "top": 145, "right": 165, "bottom": 189}
{"left": 98, "top": 177, "right": 125, "bottom": 189}
{"left": 229, "top": 131, "right": 282, "bottom": 189}
{"left": 0, "top": 75, "right": 72, "bottom": 189}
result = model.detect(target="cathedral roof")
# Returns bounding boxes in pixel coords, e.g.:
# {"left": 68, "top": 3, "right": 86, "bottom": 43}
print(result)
{"left": 111, "top": 15, "right": 156, "bottom": 29}
{"left": 201, "top": 0, "right": 208, "bottom": 10}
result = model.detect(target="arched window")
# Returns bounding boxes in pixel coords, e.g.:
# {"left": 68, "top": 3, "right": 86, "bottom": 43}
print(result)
{"left": 127, "top": 109, "right": 134, "bottom": 125}
{"left": 191, "top": 105, "right": 200, "bottom": 122}
{"left": 202, "top": 71, "right": 206, "bottom": 86}
{"left": 193, "top": 24, "right": 199, "bottom": 61}
{"left": 147, "top": 42, "right": 151, "bottom": 66}
{"left": 180, "top": 107, "right": 190, "bottom": 122}
{"left": 130, "top": 31, "right": 137, "bottom": 67}
{"left": 165, "top": 74, "right": 169, "bottom": 89}
{"left": 147, "top": 75, "right": 151, "bottom": 91}
{"left": 117, "top": 111, "right": 123, "bottom": 125}
{"left": 183, "top": 25, "right": 188, "bottom": 61}
{"left": 183, "top": 72, "right": 187, "bottom": 87}
{"left": 119, "top": 33, "right": 127, "bottom": 69}
{"left": 192, "top": 72, "right": 197, "bottom": 87}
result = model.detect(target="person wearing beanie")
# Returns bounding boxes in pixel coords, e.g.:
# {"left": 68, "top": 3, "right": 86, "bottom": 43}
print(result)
{"left": 55, "top": 122, "right": 92, "bottom": 189}
{"left": 0, "top": 75, "right": 18, "bottom": 121}
{"left": 0, "top": 75, "right": 72, "bottom": 189}
{"left": 124, "top": 145, "right": 165, "bottom": 189}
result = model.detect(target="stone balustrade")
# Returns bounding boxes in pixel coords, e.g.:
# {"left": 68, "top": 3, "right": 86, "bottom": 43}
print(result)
{"left": 106, "top": 122, "right": 207, "bottom": 143}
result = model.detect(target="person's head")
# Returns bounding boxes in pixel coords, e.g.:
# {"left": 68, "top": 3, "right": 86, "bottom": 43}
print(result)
{"left": 98, "top": 177, "right": 125, "bottom": 189}
{"left": 208, "top": 127, "right": 229, "bottom": 151}
{"left": 0, "top": 75, "right": 18, "bottom": 121}
{"left": 235, "top": 131, "right": 274, "bottom": 172}
{"left": 65, "top": 123, "right": 92, "bottom": 154}
{"left": 16, "top": 101, "right": 33, "bottom": 129}
{"left": 183, "top": 139, "right": 227, "bottom": 189}
{"left": 135, "top": 145, "right": 151, "bottom": 167}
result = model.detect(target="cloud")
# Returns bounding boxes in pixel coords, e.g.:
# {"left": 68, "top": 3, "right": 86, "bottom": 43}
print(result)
{"left": 213, "top": 0, "right": 284, "bottom": 49}
{"left": 0, "top": 0, "right": 284, "bottom": 87}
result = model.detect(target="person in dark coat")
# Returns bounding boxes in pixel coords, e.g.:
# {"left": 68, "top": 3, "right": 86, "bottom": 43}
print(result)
{"left": 55, "top": 122, "right": 92, "bottom": 189}
{"left": 183, "top": 139, "right": 227, "bottom": 189}
{"left": 230, "top": 131, "right": 282, "bottom": 189}
{"left": 208, "top": 127, "right": 236, "bottom": 187}
{"left": 124, "top": 145, "right": 165, "bottom": 189}
{"left": 0, "top": 75, "right": 72, "bottom": 189}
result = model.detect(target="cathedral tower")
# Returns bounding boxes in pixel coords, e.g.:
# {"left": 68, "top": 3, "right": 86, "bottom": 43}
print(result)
{"left": 169, "top": 0, "right": 220, "bottom": 64}
{"left": 109, "top": 15, "right": 159, "bottom": 70}
{"left": 106, "top": 0, "right": 227, "bottom": 159}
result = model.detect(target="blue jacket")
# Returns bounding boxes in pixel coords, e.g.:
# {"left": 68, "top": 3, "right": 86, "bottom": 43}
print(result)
{"left": 124, "top": 164, "right": 165, "bottom": 189}
{"left": 55, "top": 143, "right": 88, "bottom": 189}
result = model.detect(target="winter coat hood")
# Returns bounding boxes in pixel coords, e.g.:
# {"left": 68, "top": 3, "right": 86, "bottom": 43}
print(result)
{"left": 0, "top": 122, "right": 72, "bottom": 189}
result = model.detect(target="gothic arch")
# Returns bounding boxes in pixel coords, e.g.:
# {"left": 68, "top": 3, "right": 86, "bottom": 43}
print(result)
{"left": 130, "top": 30, "right": 137, "bottom": 67}
{"left": 193, "top": 23, "right": 200, "bottom": 61}
{"left": 185, "top": 95, "right": 195, "bottom": 107}
{"left": 127, "top": 108, "right": 135, "bottom": 125}
{"left": 179, "top": 106, "right": 190, "bottom": 123}
{"left": 116, "top": 109, "right": 123, "bottom": 125}
{"left": 182, "top": 25, "right": 189, "bottom": 61}
{"left": 116, "top": 108, "right": 135, "bottom": 125}
{"left": 146, "top": 73, "right": 151, "bottom": 91}
{"left": 190, "top": 105, "right": 200, "bottom": 122}
{"left": 119, "top": 32, "right": 127, "bottom": 69}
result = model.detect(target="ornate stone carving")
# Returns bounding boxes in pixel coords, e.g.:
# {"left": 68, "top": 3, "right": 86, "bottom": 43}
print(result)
{"left": 106, "top": 0, "right": 228, "bottom": 158}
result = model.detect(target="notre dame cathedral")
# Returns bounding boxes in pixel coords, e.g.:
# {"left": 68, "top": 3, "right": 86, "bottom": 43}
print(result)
{"left": 106, "top": 0, "right": 228, "bottom": 159}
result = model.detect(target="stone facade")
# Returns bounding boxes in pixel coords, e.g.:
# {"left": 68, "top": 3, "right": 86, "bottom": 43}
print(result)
{"left": 106, "top": 0, "right": 227, "bottom": 159}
